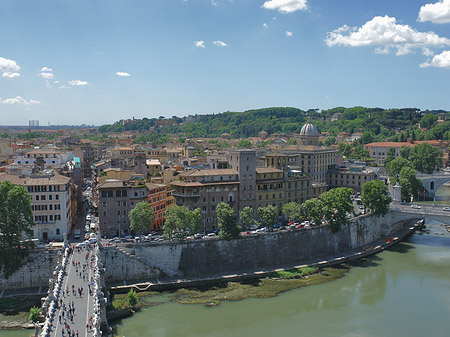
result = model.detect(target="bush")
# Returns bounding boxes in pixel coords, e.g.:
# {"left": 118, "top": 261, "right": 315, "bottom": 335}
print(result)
{"left": 126, "top": 289, "right": 138, "bottom": 307}
{"left": 29, "top": 306, "right": 41, "bottom": 322}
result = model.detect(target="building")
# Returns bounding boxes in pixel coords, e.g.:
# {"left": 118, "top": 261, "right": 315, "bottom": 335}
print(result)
{"left": 364, "top": 139, "right": 444, "bottom": 166}
{"left": 228, "top": 150, "right": 256, "bottom": 212}
{"left": 255, "top": 167, "right": 285, "bottom": 216}
{"left": 171, "top": 169, "right": 239, "bottom": 231}
{"left": 0, "top": 170, "right": 75, "bottom": 241}
{"left": 14, "top": 148, "right": 73, "bottom": 166}
{"left": 327, "top": 166, "right": 378, "bottom": 192}
{"left": 97, "top": 178, "right": 147, "bottom": 237}
{"left": 146, "top": 183, "right": 168, "bottom": 230}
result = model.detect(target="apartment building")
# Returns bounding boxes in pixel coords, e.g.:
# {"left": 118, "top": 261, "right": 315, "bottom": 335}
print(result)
{"left": 327, "top": 167, "right": 378, "bottom": 192}
{"left": 97, "top": 179, "right": 147, "bottom": 237}
{"left": 146, "top": 183, "right": 168, "bottom": 230}
{"left": 0, "top": 170, "right": 75, "bottom": 241}
{"left": 171, "top": 169, "right": 239, "bottom": 231}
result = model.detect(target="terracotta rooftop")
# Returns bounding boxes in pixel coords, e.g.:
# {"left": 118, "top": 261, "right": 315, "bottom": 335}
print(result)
{"left": 0, "top": 172, "right": 70, "bottom": 186}
{"left": 181, "top": 169, "right": 237, "bottom": 177}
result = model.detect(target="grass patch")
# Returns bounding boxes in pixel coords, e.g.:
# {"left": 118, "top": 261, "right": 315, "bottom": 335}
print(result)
{"left": 171, "top": 266, "right": 349, "bottom": 306}
{"left": 269, "top": 266, "right": 318, "bottom": 279}
{"left": 110, "top": 291, "right": 161, "bottom": 311}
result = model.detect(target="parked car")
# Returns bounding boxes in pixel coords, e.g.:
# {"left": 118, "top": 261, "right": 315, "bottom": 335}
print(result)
{"left": 443, "top": 207, "right": 450, "bottom": 211}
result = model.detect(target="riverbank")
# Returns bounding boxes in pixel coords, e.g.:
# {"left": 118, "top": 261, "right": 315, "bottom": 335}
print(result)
{"left": 109, "top": 220, "right": 420, "bottom": 295}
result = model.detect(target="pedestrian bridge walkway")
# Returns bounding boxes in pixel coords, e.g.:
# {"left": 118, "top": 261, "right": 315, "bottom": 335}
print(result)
{"left": 39, "top": 241, "right": 107, "bottom": 337}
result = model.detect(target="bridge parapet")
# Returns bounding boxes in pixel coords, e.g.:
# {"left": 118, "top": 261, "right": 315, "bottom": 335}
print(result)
{"left": 40, "top": 241, "right": 70, "bottom": 337}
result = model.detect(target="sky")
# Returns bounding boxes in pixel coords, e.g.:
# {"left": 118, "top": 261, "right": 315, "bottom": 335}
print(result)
{"left": 1, "top": 0, "right": 450, "bottom": 126}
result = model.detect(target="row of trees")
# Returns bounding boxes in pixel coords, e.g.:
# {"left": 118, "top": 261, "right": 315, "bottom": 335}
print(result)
{"left": 384, "top": 143, "right": 442, "bottom": 174}
{"left": 130, "top": 181, "right": 392, "bottom": 241}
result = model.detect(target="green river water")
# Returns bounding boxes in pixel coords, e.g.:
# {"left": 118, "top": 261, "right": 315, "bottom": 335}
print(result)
{"left": 3, "top": 217, "right": 450, "bottom": 337}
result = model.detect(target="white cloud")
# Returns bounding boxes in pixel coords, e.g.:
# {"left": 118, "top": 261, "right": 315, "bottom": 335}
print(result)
{"left": 0, "top": 56, "right": 20, "bottom": 78}
{"left": 262, "top": 0, "right": 308, "bottom": 13}
{"left": 326, "top": 15, "right": 450, "bottom": 55}
{"left": 285, "top": 30, "right": 293, "bottom": 37}
{"left": 213, "top": 40, "right": 227, "bottom": 47}
{"left": 418, "top": 0, "right": 450, "bottom": 24}
{"left": 423, "top": 47, "right": 435, "bottom": 56}
{"left": 420, "top": 50, "right": 450, "bottom": 68}
{"left": 263, "top": 23, "right": 268, "bottom": 28}
{"left": 68, "top": 80, "right": 88, "bottom": 86}
{"left": 39, "top": 72, "right": 54, "bottom": 79}
{"left": 211, "top": 0, "right": 219, "bottom": 6}
{"left": 116, "top": 71, "right": 131, "bottom": 77}
{"left": 0, "top": 96, "right": 40, "bottom": 105}
{"left": 54, "top": 80, "right": 60, "bottom": 84}
{"left": 194, "top": 40, "right": 206, "bottom": 48}
{"left": 41, "top": 66, "right": 53, "bottom": 72}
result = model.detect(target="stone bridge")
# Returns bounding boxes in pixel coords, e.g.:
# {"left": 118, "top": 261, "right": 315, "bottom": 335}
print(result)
{"left": 417, "top": 171, "right": 450, "bottom": 199}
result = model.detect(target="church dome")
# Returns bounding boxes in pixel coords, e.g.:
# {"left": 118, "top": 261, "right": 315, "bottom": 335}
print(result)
{"left": 300, "top": 120, "right": 319, "bottom": 136}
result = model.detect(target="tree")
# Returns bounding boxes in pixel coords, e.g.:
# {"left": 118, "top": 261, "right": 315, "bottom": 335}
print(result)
{"left": 361, "top": 180, "right": 392, "bottom": 216}
{"left": 361, "top": 131, "right": 374, "bottom": 144}
{"left": 257, "top": 205, "right": 278, "bottom": 231}
{"left": 383, "top": 148, "right": 396, "bottom": 167}
{"left": 386, "top": 157, "right": 413, "bottom": 179}
{"left": 324, "top": 136, "right": 336, "bottom": 147}
{"left": 126, "top": 289, "right": 138, "bottom": 307}
{"left": 282, "top": 202, "right": 301, "bottom": 222}
{"left": 240, "top": 206, "right": 256, "bottom": 231}
{"left": 420, "top": 114, "right": 438, "bottom": 130}
{"left": 217, "top": 203, "right": 241, "bottom": 240}
{"left": 0, "top": 181, "right": 35, "bottom": 278}
{"left": 337, "top": 142, "right": 352, "bottom": 157}
{"left": 410, "top": 143, "right": 442, "bottom": 174}
{"left": 129, "top": 202, "right": 154, "bottom": 235}
{"left": 163, "top": 206, "right": 201, "bottom": 241}
{"left": 29, "top": 306, "right": 41, "bottom": 323}
{"left": 399, "top": 167, "right": 422, "bottom": 202}
{"left": 237, "top": 140, "right": 252, "bottom": 148}
{"left": 320, "top": 188, "right": 353, "bottom": 233}
{"left": 301, "top": 198, "right": 324, "bottom": 226}
{"left": 288, "top": 138, "right": 297, "bottom": 145}
{"left": 399, "top": 145, "right": 411, "bottom": 159}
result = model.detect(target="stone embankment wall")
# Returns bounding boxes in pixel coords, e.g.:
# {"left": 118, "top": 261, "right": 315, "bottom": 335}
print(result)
{"left": 101, "top": 246, "right": 164, "bottom": 283}
{"left": 113, "top": 210, "right": 415, "bottom": 281}
{"left": 0, "top": 248, "right": 62, "bottom": 290}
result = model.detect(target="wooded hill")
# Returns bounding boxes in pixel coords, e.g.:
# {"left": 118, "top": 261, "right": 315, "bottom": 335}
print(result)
{"left": 99, "top": 106, "right": 450, "bottom": 143}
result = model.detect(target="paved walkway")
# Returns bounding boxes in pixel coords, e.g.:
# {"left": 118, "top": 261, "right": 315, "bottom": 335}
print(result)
{"left": 50, "top": 245, "right": 96, "bottom": 337}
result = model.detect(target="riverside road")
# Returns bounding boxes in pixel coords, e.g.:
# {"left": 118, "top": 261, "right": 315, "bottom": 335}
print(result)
{"left": 51, "top": 245, "right": 96, "bottom": 337}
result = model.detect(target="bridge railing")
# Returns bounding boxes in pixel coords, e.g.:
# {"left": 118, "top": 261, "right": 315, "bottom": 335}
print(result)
{"left": 39, "top": 241, "right": 70, "bottom": 337}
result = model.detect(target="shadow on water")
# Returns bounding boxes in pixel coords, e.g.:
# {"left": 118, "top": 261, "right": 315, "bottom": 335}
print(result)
{"left": 350, "top": 254, "right": 383, "bottom": 268}
{"left": 389, "top": 241, "right": 416, "bottom": 254}
{"left": 407, "top": 233, "right": 450, "bottom": 248}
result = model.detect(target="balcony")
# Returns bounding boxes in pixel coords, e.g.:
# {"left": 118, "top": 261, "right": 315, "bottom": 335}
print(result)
{"left": 172, "top": 191, "right": 200, "bottom": 198}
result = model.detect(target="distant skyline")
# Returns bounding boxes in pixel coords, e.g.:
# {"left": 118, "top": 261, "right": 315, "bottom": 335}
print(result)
{"left": 1, "top": 0, "right": 450, "bottom": 125}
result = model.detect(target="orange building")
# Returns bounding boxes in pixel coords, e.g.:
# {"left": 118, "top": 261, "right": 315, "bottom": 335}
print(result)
{"left": 146, "top": 183, "right": 167, "bottom": 230}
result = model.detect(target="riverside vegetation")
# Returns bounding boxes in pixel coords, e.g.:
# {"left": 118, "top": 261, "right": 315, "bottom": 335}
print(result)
{"left": 110, "top": 266, "right": 349, "bottom": 310}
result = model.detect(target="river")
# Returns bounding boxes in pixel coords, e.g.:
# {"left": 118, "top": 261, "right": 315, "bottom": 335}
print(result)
{"left": 3, "top": 218, "right": 450, "bottom": 337}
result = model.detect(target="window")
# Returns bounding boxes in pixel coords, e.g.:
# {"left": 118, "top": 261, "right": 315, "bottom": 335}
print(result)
{"left": 103, "top": 211, "right": 107, "bottom": 216}
{"left": 116, "top": 190, "right": 122, "bottom": 198}
{"left": 56, "top": 228, "right": 59, "bottom": 235}
{"left": 36, "top": 195, "right": 39, "bottom": 201}
{"left": 49, "top": 195, "right": 52, "bottom": 200}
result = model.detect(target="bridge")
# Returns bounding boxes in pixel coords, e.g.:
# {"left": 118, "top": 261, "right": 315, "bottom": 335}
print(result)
{"left": 39, "top": 238, "right": 109, "bottom": 337}
{"left": 416, "top": 171, "right": 450, "bottom": 199}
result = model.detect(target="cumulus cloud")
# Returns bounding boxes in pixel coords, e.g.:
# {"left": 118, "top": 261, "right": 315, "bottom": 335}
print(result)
{"left": 39, "top": 72, "right": 54, "bottom": 79}
{"left": 262, "top": 0, "right": 308, "bottom": 13}
{"left": 420, "top": 50, "right": 450, "bottom": 68}
{"left": 285, "top": 30, "right": 293, "bottom": 37}
{"left": 326, "top": 15, "right": 450, "bottom": 55}
{"left": 116, "top": 71, "right": 131, "bottom": 77}
{"left": 263, "top": 23, "right": 268, "bottom": 28}
{"left": 418, "top": 0, "right": 450, "bottom": 24}
{"left": 68, "top": 80, "right": 88, "bottom": 86}
{"left": 194, "top": 40, "right": 206, "bottom": 48}
{"left": 0, "top": 56, "right": 20, "bottom": 78}
{"left": 0, "top": 96, "right": 40, "bottom": 105}
{"left": 41, "top": 66, "right": 53, "bottom": 72}
{"left": 213, "top": 40, "right": 227, "bottom": 47}
{"left": 211, "top": 0, "right": 219, "bottom": 6}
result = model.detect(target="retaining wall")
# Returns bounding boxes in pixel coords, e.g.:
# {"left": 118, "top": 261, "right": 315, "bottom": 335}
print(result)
{"left": 0, "top": 249, "right": 62, "bottom": 290}
{"left": 113, "top": 210, "right": 415, "bottom": 281}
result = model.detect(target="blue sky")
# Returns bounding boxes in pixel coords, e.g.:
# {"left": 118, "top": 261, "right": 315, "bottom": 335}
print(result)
{"left": 1, "top": 0, "right": 450, "bottom": 125}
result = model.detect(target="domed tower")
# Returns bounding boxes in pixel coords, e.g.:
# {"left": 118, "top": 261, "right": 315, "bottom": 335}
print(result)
{"left": 299, "top": 117, "right": 320, "bottom": 146}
